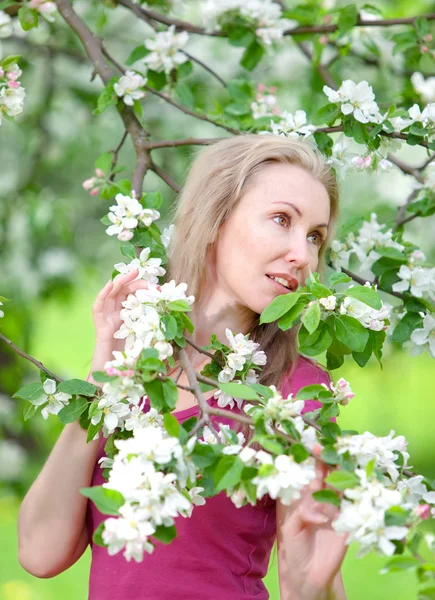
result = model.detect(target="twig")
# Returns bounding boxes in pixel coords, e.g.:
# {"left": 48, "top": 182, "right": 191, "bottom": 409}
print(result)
{"left": 182, "top": 50, "right": 227, "bottom": 88}
{"left": 149, "top": 160, "right": 181, "bottom": 193}
{"left": 184, "top": 337, "right": 224, "bottom": 366}
{"left": 144, "top": 137, "right": 220, "bottom": 150}
{"left": 109, "top": 130, "right": 129, "bottom": 180}
{"left": 387, "top": 155, "right": 425, "bottom": 183}
{"left": 0, "top": 332, "right": 62, "bottom": 383}
{"left": 393, "top": 189, "right": 420, "bottom": 232}
{"left": 145, "top": 85, "right": 240, "bottom": 135}
{"left": 296, "top": 42, "right": 338, "bottom": 90}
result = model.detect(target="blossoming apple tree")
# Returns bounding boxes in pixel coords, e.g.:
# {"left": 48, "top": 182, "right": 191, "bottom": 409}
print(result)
{"left": 2, "top": 1, "right": 435, "bottom": 595}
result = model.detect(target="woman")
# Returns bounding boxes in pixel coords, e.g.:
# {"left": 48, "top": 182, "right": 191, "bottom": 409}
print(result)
{"left": 18, "top": 135, "right": 348, "bottom": 599}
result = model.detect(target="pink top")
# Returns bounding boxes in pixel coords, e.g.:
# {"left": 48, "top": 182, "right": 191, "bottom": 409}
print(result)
{"left": 86, "top": 355, "right": 331, "bottom": 600}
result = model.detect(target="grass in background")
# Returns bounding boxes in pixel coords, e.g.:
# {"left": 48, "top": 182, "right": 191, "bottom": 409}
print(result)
{"left": 2, "top": 283, "right": 433, "bottom": 599}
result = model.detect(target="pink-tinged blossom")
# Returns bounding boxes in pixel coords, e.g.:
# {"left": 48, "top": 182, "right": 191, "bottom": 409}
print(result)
{"left": 29, "top": 0, "right": 57, "bottom": 22}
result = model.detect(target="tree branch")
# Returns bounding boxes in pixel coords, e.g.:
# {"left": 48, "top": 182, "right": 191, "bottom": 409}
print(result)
{"left": 149, "top": 160, "right": 181, "bottom": 193}
{"left": 0, "top": 332, "right": 62, "bottom": 383}
{"left": 144, "top": 137, "right": 220, "bottom": 150}
{"left": 145, "top": 85, "right": 240, "bottom": 134}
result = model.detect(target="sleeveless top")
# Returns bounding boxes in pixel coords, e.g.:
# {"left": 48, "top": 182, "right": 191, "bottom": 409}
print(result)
{"left": 86, "top": 355, "right": 331, "bottom": 599}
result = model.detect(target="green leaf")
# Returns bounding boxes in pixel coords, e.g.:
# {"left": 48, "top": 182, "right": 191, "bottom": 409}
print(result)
{"left": 392, "top": 312, "right": 423, "bottom": 343}
{"left": 214, "top": 456, "right": 245, "bottom": 493}
{"left": 167, "top": 299, "right": 192, "bottom": 312}
{"left": 321, "top": 446, "right": 340, "bottom": 465}
{"left": 18, "top": 6, "right": 39, "bottom": 31}
{"left": 125, "top": 45, "right": 149, "bottom": 66}
{"left": 13, "top": 382, "right": 44, "bottom": 403}
{"left": 23, "top": 403, "right": 38, "bottom": 421}
{"left": 334, "top": 315, "right": 369, "bottom": 353}
{"left": 217, "top": 382, "right": 259, "bottom": 400}
{"left": 146, "top": 70, "right": 167, "bottom": 91}
{"left": 191, "top": 443, "right": 219, "bottom": 468}
{"left": 93, "top": 78, "right": 118, "bottom": 115}
{"left": 145, "top": 378, "right": 177, "bottom": 412}
{"left": 256, "top": 436, "right": 285, "bottom": 455}
{"left": 57, "top": 379, "right": 97, "bottom": 397}
{"left": 290, "top": 443, "right": 310, "bottom": 463}
{"left": 176, "top": 82, "right": 195, "bottom": 109}
{"left": 177, "top": 60, "right": 193, "bottom": 78}
{"left": 375, "top": 247, "right": 407, "bottom": 261}
{"left": 344, "top": 285, "right": 382, "bottom": 309}
{"left": 260, "top": 292, "right": 303, "bottom": 324}
{"left": 309, "top": 282, "right": 333, "bottom": 299}
{"left": 384, "top": 506, "right": 410, "bottom": 527}
{"left": 163, "top": 412, "right": 180, "bottom": 438}
{"left": 80, "top": 486, "right": 125, "bottom": 515}
{"left": 153, "top": 524, "right": 177, "bottom": 544}
{"left": 227, "top": 79, "right": 254, "bottom": 103}
{"left": 325, "top": 470, "right": 360, "bottom": 490}
{"left": 161, "top": 314, "right": 178, "bottom": 340}
{"left": 380, "top": 555, "right": 420, "bottom": 574}
{"left": 90, "top": 371, "right": 117, "bottom": 383}
{"left": 86, "top": 419, "right": 102, "bottom": 443}
{"left": 277, "top": 299, "right": 307, "bottom": 331}
{"left": 313, "top": 103, "right": 340, "bottom": 126}
{"left": 58, "top": 397, "right": 89, "bottom": 424}
{"left": 95, "top": 151, "right": 113, "bottom": 174}
{"left": 295, "top": 384, "right": 331, "bottom": 401}
{"left": 1, "top": 55, "right": 21, "bottom": 70}
{"left": 337, "top": 4, "right": 358, "bottom": 36}
{"left": 312, "top": 489, "right": 341, "bottom": 507}
{"left": 301, "top": 301, "right": 321, "bottom": 334}
{"left": 240, "top": 40, "right": 266, "bottom": 71}
{"left": 224, "top": 102, "right": 250, "bottom": 116}
{"left": 92, "top": 522, "right": 106, "bottom": 547}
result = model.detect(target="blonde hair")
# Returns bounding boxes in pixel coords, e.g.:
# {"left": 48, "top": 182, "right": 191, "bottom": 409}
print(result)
{"left": 164, "top": 134, "right": 339, "bottom": 389}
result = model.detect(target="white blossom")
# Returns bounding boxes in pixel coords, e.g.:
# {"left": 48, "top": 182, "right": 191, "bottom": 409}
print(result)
{"left": 269, "top": 110, "right": 316, "bottom": 139}
{"left": 114, "top": 70, "right": 147, "bottom": 106}
{"left": 161, "top": 224, "right": 175, "bottom": 249}
{"left": 392, "top": 264, "right": 435, "bottom": 301}
{"left": 0, "top": 11, "right": 13, "bottom": 38}
{"left": 32, "top": 378, "right": 72, "bottom": 420}
{"left": 319, "top": 295, "right": 337, "bottom": 311}
{"left": 114, "top": 247, "right": 166, "bottom": 283}
{"left": 323, "top": 80, "right": 383, "bottom": 124}
{"left": 143, "top": 25, "right": 189, "bottom": 75}
{"left": 408, "top": 312, "right": 435, "bottom": 358}
{"left": 29, "top": 0, "right": 57, "bottom": 22}
{"left": 0, "top": 85, "right": 25, "bottom": 125}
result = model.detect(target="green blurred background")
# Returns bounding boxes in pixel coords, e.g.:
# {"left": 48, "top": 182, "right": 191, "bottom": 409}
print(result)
{"left": 1, "top": 0, "right": 435, "bottom": 598}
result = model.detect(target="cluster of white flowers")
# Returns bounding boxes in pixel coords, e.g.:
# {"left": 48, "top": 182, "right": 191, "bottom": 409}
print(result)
{"left": 251, "top": 450, "right": 317, "bottom": 505}
{"left": 333, "top": 468, "right": 410, "bottom": 557}
{"left": 106, "top": 193, "right": 160, "bottom": 242}
{"left": 0, "top": 62, "right": 26, "bottom": 126}
{"left": 143, "top": 25, "right": 189, "bottom": 75}
{"left": 335, "top": 430, "right": 409, "bottom": 483}
{"left": 101, "top": 422, "right": 204, "bottom": 561}
{"left": 323, "top": 80, "right": 383, "bottom": 124}
{"left": 199, "top": 424, "right": 246, "bottom": 455}
{"left": 411, "top": 72, "right": 435, "bottom": 104}
{"left": 268, "top": 109, "right": 316, "bottom": 140}
{"left": 114, "top": 70, "right": 147, "bottom": 106}
{"left": 326, "top": 134, "right": 395, "bottom": 175}
{"left": 390, "top": 103, "right": 435, "bottom": 139}
{"left": 250, "top": 83, "right": 280, "bottom": 120}
{"left": 392, "top": 252, "right": 435, "bottom": 301}
{"left": 244, "top": 387, "right": 319, "bottom": 450}
{"left": 330, "top": 212, "right": 405, "bottom": 273}
{"left": 339, "top": 293, "right": 392, "bottom": 332}
{"left": 32, "top": 378, "right": 72, "bottom": 420}
{"left": 114, "top": 247, "right": 166, "bottom": 283}
{"left": 214, "top": 328, "right": 267, "bottom": 409}
{"left": 28, "top": 0, "right": 57, "bottom": 22}
{"left": 201, "top": 0, "right": 297, "bottom": 46}
{"left": 114, "top": 280, "right": 195, "bottom": 360}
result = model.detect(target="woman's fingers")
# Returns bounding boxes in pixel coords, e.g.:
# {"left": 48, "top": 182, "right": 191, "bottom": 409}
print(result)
{"left": 92, "top": 279, "right": 114, "bottom": 315}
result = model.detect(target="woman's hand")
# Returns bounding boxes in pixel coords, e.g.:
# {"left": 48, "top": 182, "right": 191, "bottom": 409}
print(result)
{"left": 276, "top": 459, "right": 349, "bottom": 600}
{"left": 92, "top": 269, "right": 157, "bottom": 352}
{"left": 87, "top": 270, "right": 161, "bottom": 386}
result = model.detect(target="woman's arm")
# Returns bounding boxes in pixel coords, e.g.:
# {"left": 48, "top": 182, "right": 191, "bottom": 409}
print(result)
{"left": 276, "top": 460, "right": 348, "bottom": 600}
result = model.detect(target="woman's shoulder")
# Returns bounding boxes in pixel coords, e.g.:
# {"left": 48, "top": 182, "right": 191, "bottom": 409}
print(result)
{"left": 279, "top": 354, "right": 331, "bottom": 398}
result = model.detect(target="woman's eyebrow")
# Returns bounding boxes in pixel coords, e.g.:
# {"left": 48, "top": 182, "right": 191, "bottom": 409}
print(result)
{"left": 271, "top": 201, "right": 328, "bottom": 229}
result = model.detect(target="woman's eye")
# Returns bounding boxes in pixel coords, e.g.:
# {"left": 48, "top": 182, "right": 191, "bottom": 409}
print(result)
{"left": 274, "top": 215, "right": 324, "bottom": 247}
{"left": 273, "top": 214, "right": 290, "bottom": 228}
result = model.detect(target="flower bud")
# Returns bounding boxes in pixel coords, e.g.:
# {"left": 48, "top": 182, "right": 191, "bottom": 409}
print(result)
{"left": 83, "top": 177, "right": 96, "bottom": 190}
{"left": 421, "top": 45, "right": 429, "bottom": 54}
{"left": 257, "top": 83, "right": 266, "bottom": 93}
{"left": 90, "top": 188, "right": 99, "bottom": 196}
{"left": 424, "top": 34, "right": 433, "bottom": 42}
{"left": 7, "top": 81, "right": 20, "bottom": 89}
{"left": 320, "top": 35, "right": 328, "bottom": 45}
{"left": 118, "top": 230, "right": 134, "bottom": 242}
{"left": 95, "top": 168, "right": 105, "bottom": 178}
{"left": 415, "top": 504, "right": 431, "bottom": 520}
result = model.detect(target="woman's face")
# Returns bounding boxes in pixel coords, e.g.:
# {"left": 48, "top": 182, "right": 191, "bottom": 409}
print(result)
{"left": 210, "top": 162, "right": 331, "bottom": 318}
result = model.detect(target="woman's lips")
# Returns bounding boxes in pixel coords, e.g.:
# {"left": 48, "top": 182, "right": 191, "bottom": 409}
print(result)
{"left": 266, "top": 275, "right": 293, "bottom": 294}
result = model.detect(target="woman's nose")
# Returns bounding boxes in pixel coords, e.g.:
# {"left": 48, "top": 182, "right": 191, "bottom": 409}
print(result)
{"left": 283, "top": 239, "right": 311, "bottom": 270}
